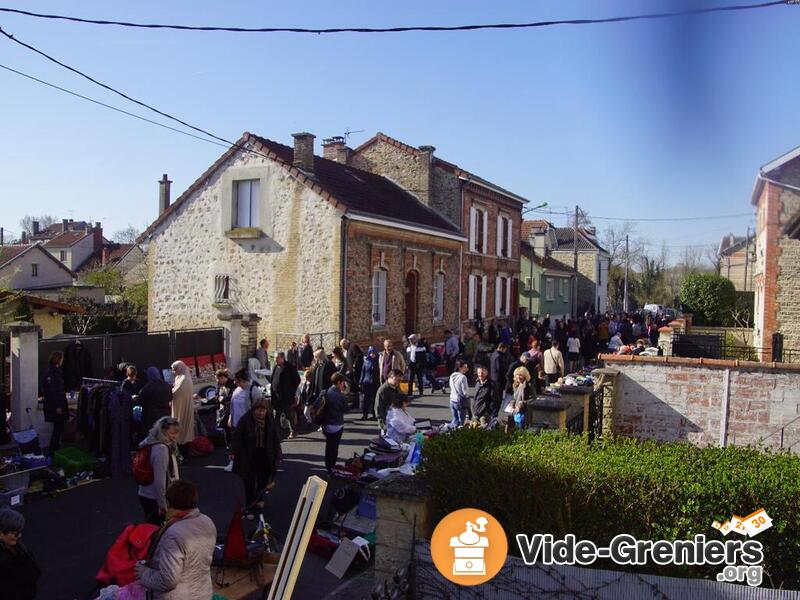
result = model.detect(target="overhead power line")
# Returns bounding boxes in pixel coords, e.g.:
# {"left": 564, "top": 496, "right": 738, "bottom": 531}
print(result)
{"left": 0, "top": 63, "right": 230, "bottom": 149}
{"left": 525, "top": 208, "right": 753, "bottom": 222}
{"left": 0, "top": 2, "right": 787, "bottom": 35}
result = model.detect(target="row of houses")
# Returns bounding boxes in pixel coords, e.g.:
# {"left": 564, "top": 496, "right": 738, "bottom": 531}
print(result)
{"left": 139, "top": 131, "right": 611, "bottom": 349}
{"left": 0, "top": 219, "right": 144, "bottom": 336}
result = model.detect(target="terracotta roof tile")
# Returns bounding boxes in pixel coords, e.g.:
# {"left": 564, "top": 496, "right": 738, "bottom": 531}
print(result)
{"left": 0, "top": 245, "right": 30, "bottom": 267}
{"left": 45, "top": 230, "right": 90, "bottom": 248}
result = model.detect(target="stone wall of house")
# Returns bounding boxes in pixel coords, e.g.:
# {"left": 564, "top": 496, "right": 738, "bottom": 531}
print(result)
{"left": 345, "top": 220, "right": 461, "bottom": 347}
{"left": 146, "top": 147, "right": 342, "bottom": 350}
{"left": 350, "top": 139, "right": 461, "bottom": 226}
{"left": 776, "top": 186, "right": 800, "bottom": 351}
{"left": 550, "top": 250, "right": 597, "bottom": 314}
{"left": 601, "top": 355, "right": 800, "bottom": 449}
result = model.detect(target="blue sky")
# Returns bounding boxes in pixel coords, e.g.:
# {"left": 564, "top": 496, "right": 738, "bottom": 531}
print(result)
{"left": 1, "top": 1, "right": 798, "bottom": 259}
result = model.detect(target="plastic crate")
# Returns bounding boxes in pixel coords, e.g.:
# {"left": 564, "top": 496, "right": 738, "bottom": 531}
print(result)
{"left": 54, "top": 447, "right": 97, "bottom": 476}
{"left": 0, "top": 486, "right": 26, "bottom": 508}
{"left": 357, "top": 494, "right": 376, "bottom": 520}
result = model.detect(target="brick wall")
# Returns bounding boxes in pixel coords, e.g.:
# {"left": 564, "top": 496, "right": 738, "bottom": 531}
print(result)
{"left": 601, "top": 354, "right": 800, "bottom": 449}
{"left": 345, "top": 221, "right": 461, "bottom": 348}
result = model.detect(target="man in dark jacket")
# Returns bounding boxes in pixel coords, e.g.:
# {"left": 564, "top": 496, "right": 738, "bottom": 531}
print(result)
{"left": 300, "top": 334, "right": 314, "bottom": 369}
{"left": 40, "top": 351, "right": 67, "bottom": 454}
{"left": 340, "top": 339, "right": 364, "bottom": 409}
{"left": 472, "top": 365, "right": 495, "bottom": 426}
{"left": 230, "top": 399, "right": 282, "bottom": 507}
{"left": 316, "top": 373, "right": 349, "bottom": 474}
{"left": 375, "top": 369, "right": 402, "bottom": 434}
{"left": 271, "top": 352, "right": 301, "bottom": 438}
{"left": 489, "top": 343, "right": 509, "bottom": 417}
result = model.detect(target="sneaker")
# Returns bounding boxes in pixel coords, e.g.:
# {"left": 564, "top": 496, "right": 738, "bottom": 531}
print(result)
{"left": 288, "top": 432, "right": 296, "bottom": 439}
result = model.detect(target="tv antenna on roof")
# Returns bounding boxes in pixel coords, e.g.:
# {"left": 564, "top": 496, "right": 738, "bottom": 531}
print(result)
{"left": 343, "top": 127, "right": 364, "bottom": 143}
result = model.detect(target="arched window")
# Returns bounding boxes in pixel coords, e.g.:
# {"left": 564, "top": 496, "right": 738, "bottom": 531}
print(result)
{"left": 372, "top": 269, "right": 387, "bottom": 326}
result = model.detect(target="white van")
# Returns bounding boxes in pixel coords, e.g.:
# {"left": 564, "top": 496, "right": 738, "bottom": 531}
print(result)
{"left": 643, "top": 304, "right": 665, "bottom": 316}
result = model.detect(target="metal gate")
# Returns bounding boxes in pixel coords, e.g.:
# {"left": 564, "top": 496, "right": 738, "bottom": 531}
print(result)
{"left": 672, "top": 332, "right": 724, "bottom": 359}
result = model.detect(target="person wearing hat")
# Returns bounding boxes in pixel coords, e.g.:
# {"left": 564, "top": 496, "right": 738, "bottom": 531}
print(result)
{"left": 405, "top": 334, "right": 426, "bottom": 397}
{"left": 0, "top": 508, "right": 41, "bottom": 600}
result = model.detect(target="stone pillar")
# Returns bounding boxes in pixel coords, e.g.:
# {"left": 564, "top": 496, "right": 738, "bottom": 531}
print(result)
{"left": 240, "top": 313, "right": 262, "bottom": 367}
{"left": 658, "top": 326, "right": 673, "bottom": 356}
{"left": 8, "top": 322, "right": 40, "bottom": 432}
{"left": 366, "top": 474, "right": 435, "bottom": 584}
{"left": 219, "top": 312, "right": 243, "bottom": 372}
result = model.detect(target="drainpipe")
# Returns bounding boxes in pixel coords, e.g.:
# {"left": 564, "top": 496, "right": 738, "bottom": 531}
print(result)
{"left": 339, "top": 215, "right": 349, "bottom": 339}
{"left": 719, "top": 368, "right": 731, "bottom": 447}
{"left": 458, "top": 185, "right": 465, "bottom": 335}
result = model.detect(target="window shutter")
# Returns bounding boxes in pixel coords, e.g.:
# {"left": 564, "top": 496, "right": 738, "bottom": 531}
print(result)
{"left": 481, "top": 275, "right": 487, "bottom": 318}
{"left": 470, "top": 208, "right": 477, "bottom": 252}
{"left": 482, "top": 211, "right": 488, "bottom": 254}
{"left": 496, "top": 218, "right": 503, "bottom": 256}
{"left": 250, "top": 180, "right": 261, "bottom": 228}
{"left": 506, "top": 277, "right": 512, "bottom": 315}
{"left": 379, "top": 271, "right": 387, "bottom": 324}
{"left": 495, "top": 276, "right": 501, "bottom": 316}
{"left": 507, "top": 217, "right": 513, "bottom": 257}
{"left": 468, "top": 275, "right": 475, "bottom": 319}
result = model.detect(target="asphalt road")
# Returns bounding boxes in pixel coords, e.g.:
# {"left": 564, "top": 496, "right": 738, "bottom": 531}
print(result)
{"left": 18, "top": 387, "right": 453, "bottom": 600}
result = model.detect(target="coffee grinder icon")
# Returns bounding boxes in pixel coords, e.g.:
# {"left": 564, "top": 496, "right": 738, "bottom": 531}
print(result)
{"left": 450, "top": 516, "right": 489, "bottom": 576}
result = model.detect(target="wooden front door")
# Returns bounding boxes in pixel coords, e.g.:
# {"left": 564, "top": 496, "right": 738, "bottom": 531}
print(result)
{"left": 405, "top": 270, "right": 418, "bottom": 335}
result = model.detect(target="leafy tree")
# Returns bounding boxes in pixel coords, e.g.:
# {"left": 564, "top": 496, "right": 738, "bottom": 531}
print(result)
{"left": 83, "top": 268, "right": 124, "bottom": 295}
{"left": 679, "top": 273, "right": 736, "bottom": 325}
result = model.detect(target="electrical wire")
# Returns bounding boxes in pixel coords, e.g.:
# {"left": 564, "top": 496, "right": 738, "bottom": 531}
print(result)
{"left": 524, "top": 207, "right": 753, "bottom": 222}
{"left": 0, "top": 2, "right": 787, "bottom": 34}
{"left": 0, "top": 62, "right": 230, "bottom": 149}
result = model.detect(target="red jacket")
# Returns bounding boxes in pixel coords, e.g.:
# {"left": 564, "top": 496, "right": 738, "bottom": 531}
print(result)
{"left": 96, "top": 523, "right": 159, "bottom": 586}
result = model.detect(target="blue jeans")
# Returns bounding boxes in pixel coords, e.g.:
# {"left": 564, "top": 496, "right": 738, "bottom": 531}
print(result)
{"left": 450, "top": 401, "right": 464, "bottom": 428}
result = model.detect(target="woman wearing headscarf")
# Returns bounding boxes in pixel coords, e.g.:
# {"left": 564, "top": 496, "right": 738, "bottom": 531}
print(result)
{"left": 358, "top": 347, "right": 380, "bottom": 420}
{"left": 136, "top": 367, "right": 172, "bottom": 441}
{"left": 170, "top": 361, "right": 195, "bottom": 454}
{"left": 230, "top": 398, "right": 282, "bottom": 508}
{"left": 137, "top": 416, "right": 181, "bottom": 525}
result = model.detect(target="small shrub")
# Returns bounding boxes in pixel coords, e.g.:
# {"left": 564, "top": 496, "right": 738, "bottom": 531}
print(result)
{"left": 418, "top": 430, "right": 800, "bottom": 588}
{"left": 679, "top": 274, "right": 736, "bottom": 326}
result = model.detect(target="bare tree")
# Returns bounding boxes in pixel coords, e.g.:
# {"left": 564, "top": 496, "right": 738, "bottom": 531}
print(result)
{"left": 19, "top": 214, "right": 57, "bottom": 235}
{"left": 112, "top": 225, "right": 141, "bottom": 244}
{"left": 704, "top": 244, "right": 721, "bottom": 275}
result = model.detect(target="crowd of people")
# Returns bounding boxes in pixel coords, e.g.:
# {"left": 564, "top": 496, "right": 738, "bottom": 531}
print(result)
{"left": 10, "top": 310, "right": 674, "bottom": 599}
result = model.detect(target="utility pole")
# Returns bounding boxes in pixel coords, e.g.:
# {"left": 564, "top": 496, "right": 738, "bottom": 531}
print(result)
{"left": 743, "top": 226, "right": 750, "bottom": 292}
{"left": 623, "top": 234, "right": 629, "bottom": 313}
{"left": 528, "top": 238, "right": 534, "bottom": 317}
{"left": 573, "top": 205, "right": 579, "bottom": 318}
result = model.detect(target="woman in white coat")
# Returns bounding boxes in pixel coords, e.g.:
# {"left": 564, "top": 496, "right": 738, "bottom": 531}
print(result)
{"left": 170, "top": 361, "right": 195, "bottom": 453}
{"left": 386, "top": 396, "right": 416, "bottom": 444}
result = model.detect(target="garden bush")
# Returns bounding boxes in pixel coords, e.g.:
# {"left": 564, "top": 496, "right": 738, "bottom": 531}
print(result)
{"left": 418, "top": 430, "right": 800, "bottom": 588}
{"left": 679, "top": 274, "right": 736, "bottom": 326}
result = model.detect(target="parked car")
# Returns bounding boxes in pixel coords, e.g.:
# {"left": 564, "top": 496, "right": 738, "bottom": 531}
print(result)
{"left": 643, "top": 304, "right": 665, "bottom": 316}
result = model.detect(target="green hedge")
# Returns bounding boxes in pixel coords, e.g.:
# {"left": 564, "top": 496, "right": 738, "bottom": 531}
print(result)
{"left": 418, "top": 430, "right": 800, "bottom": 588}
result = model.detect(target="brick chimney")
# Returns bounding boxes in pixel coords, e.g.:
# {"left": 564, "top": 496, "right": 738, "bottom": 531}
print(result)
{"left": 93, "top": 222, "right": 103, "bottom": 250}
{"left": 322, "top": 136, "right": 350, "bottom": 164}
{"left": 32, "top": 221, "right": 40, "bottom": 235}
{"left": 62, "top": 219, "right": 69, "bottom": 233}
{"left": 21, "top": 231, "right": 27, "bottom": 244}
{"left": 101, "top": 246, "right": 110, "bottom": 266}
{"left": 292, "top": 132, "right": 316, "bottom": 173}
{"left": 159, "top": 174, "right": 172, "bottom": 215}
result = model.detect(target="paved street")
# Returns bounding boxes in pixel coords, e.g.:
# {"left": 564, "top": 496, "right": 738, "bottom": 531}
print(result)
{"left": 20, "top": 388, "right": 452, "bottom": 600}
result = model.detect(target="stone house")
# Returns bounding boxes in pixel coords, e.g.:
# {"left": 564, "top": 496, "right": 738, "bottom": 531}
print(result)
{"left": 347, "top": 133, "right": 527, "bottom": 329}
{"left": 521, "top": 220, "right": 610, "bottom": 315}
{"left": 752, "top": 145, "right": 800, "bottom": 354}
{"left": 718, "top": 233, "right": 754, "bottom": 292}
{"left": 0, "top": 243, "right": 75, "bottom": 291}
{"left": 138, "top": 132, "right": 465, "bottom": 357}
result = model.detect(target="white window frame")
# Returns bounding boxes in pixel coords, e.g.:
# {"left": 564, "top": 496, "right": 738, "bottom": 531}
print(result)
{"left": 505, "top": 277, "right": 512, "bottom": 314}
{"left": 495, "top": 276, "right": 510, "bottom": 316}
{"left": 433, "top": 271, "right": 445, "bottom": 322}
{"left": 506, "top": 217, "right": 513, "bottom": 258}
{"left": 546, "top": 278, "right": 555, "bottom": 302}
{"left": 372, "top": 269, "right": 387, "bottom": 327}
{"left": 234, "top": 179, "right": 261, "bottom": 228}
{"left": 468, "top": 275, "right": 476, "bottom": 320}
{"left": 481, "top": 275, "right": 487, "bottom": 318}
{"left": 496, "top": 214, "right": 512, "bottom": 258}
{"left": 468, "top": 274, "right": 486, "bottom": 319}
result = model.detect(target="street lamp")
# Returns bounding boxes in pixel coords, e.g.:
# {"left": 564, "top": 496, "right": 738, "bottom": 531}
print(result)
{"left": 524, "top": 202, "right": 548, "bottom": 318}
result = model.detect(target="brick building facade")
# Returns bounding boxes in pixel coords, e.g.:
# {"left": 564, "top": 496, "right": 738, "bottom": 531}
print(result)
{"left": 752, "top": 146, "right": 800, "bottom": 355}
{"left": 349, "top": 133, "right": 526, "bottom": 331}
